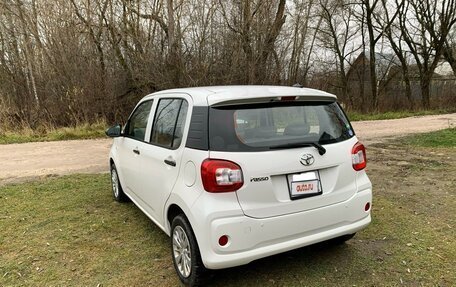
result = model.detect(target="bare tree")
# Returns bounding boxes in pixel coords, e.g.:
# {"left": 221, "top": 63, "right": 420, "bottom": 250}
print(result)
{"left": 318, "top": 0, "right": 361, "bottom": 108}
{"left": 397, "top": 0, "right": 456, "bottom": 108}
{"left": 70, "top": 0, "right": 108, "bottom": 97}
{"left": 380, "top": 0, "right": 414, "bottom": 108}
{"left": 287, "top": 0, "right": 322, "bottom": 86}
{"left": 1, "top": 0, "right": 456, "bottom": 130}
{"left": 219, "top": 0, "right": 286, "bottom": 84}
{"left": 359, "top": 0, "right": 381, "bottom": 110}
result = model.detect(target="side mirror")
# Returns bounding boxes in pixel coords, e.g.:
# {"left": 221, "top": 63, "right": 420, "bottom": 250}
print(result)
{"left": 106, "top": 124, "right": 122, "bottom": 137}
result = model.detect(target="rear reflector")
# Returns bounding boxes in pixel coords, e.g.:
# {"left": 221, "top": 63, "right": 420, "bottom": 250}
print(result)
{"left": 201, "top": 159, "right": 243, "bottom": 192}
{"left": 218, "top": 235, "right": 229, "bottom": 246}
{"left": 352, "top": 142, "right": 367, "bottom": 171}
{"left": 365, "top": 202, "right": 371, "bottom": 211}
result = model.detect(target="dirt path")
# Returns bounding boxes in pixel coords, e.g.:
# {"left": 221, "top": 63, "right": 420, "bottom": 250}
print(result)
{"left": 1, "top": 113, "right": 455, "bottom": 185}
{"left": 352, "top": 113, "right": 455, "bottom": 144}
{"left": 0, "top": 139, "right": 112, "bottom": 185}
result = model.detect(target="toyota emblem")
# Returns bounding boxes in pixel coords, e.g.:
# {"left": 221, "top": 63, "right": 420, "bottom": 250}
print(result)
{"left": 300, "top": 154, "right": 315, "bottom": 166}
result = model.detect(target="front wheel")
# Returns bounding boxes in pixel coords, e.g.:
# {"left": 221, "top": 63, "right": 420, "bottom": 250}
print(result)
{"left": 171, "top": 214, "right": 207, "bottom": 286}
{"left": 110, "top": 163, "right": 129, "bottom": 202}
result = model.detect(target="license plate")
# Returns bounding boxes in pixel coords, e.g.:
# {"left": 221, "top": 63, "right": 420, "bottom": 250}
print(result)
{"left": 287, "top": 171, "right": 322, "bottom": 199}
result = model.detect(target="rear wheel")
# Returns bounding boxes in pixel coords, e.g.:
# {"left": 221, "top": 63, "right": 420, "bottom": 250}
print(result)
{"left": 110, "top": 163, "right": 128, "bottom": 202}
{"left": 171, "top": 214, "right": 207, "bottom": 286}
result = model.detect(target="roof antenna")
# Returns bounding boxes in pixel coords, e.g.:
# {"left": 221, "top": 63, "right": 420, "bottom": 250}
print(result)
{"left": 292, "top": 83, "right": 303, "bottom": 88}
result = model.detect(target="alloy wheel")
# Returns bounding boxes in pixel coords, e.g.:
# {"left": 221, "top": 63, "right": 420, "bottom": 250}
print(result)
{"left": 172, "top": 225, "right": 192, "bottom": 278}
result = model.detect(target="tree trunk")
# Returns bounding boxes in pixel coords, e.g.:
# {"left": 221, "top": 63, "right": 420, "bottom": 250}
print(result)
{"left": 368, "top": 48, "right": 378, "bottom": 111}
{"left": 241, "top": 0, "right": 255, "bottom": 84}
{"left": 167, "top": 0, "right": 181, "bottom": 86}
{"left": 288, "top": 15, "right": 302, "bottom": 84}
{"left": 302, "top": 10, "right": 321, "bottom": 86}
{"left": 339, "top": 63, "right": 353, "bottom": 108}
{"left": 402, "top": 66, "right": 413, "bottom": 109}
{"left": 420, "top": 75, "right": 431, "bottom": 109}
{"left": 257, "top": 0, "right": 286, "bottom": 82}
{"left": 365, "top": 1, "right": 379, "bottom": 111}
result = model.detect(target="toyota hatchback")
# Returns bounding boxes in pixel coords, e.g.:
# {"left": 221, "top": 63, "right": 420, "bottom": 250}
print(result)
{"left": 106, "top": 85, "right": 372, "bottom": 286}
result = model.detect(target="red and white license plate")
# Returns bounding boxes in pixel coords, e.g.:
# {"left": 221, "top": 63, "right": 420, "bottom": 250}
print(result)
{"left": 287, "top": 171, "right": 322, "bottom": 199}
{"left": 290, "top": 179, "right": 320, "bottom": 197}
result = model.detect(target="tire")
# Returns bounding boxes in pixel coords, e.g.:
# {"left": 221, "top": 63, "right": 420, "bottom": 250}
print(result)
{"left": 171, "top": 214, "right": 207, "bottom": 286}
{"left": 110, "top": 163, "right": 129, "bottom": 202}
{"left": 331, "top": 233, "right": 356, "bottom": 245}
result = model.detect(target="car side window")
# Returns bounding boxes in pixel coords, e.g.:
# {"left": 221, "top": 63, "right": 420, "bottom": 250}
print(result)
{"left": 172, "top": 100, "right": 188, "bottom": 148}
{"left": 150, "top": 98, "right": 188, "bottom": 149}
{"left": 125, "top": 100, "right": 153, "bottom": 141}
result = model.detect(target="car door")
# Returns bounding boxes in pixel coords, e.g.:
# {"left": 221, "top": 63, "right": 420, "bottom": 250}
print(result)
{"left": 133, "top": 94, "right": 191, "bottom": 226}
{"left": 116, "top": 99, "right": 155, "bottom": 198}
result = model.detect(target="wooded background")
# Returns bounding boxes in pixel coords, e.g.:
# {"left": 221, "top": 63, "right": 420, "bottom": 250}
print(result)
{"left": 1, "top": 0, "right": 456, "bottom": 129}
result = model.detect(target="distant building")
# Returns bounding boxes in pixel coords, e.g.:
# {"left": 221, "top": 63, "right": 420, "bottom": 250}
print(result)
{"left": 346, "top": 51, "right": 399, "bottom": 107}
{"left": 347, "top": 51, "right": 455, "bottom": 109}
{"left": 434, "top": 61, "right": 455, "bottom": 79}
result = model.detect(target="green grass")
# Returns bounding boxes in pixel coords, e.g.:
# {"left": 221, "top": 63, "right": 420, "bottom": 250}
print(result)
{"left": 347, "top": 109, "right": 455, "bottom": 121}
{"left": 0, "top": 123, "right": 107, "bottom": 144}
{"left": 0, "top": 174, "right": 175, "bottom": 286}
{"left": 404, "top": 128, "right": 456, "bottom": 148}
{"left": 1, "top": 144, "right": 455, "bottom": 286}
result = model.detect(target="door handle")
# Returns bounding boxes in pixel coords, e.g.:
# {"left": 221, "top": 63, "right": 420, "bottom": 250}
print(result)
{"left": 133, "top": 148, "right": 140, "bottom": 155}
{"left": 164, "top": 158, "right": 176, "bottom": 167}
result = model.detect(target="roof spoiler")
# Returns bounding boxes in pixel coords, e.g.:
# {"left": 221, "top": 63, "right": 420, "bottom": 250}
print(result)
{"left": 210, "top": 96, "right": 336, "bottom": 107}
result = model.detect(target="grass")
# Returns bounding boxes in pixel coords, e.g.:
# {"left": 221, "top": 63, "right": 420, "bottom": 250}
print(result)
{"left": 0, "top": 122, "right": 107, "bottom": 144}
{"left": 347, "top": 109, "right": 455, "bottom": 121}
{"left": 0, "top": 174, "right": 174, "bottom": 286}
{"left": 1, "top": 139, "right": 455, "bottom": 286}
{"left": 404, "top": 128, "right": 456, "bottom": 148}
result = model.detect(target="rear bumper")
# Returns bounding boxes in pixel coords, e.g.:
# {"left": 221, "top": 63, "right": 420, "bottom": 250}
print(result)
{"left": 200, "top": 188, "right": 372, "bottom": 269}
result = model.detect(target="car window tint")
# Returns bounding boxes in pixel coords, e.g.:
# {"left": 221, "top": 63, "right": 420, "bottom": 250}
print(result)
{"left": 151, "top": 99, "right": 188, "bottom": 149}
{"left": 125, "top": 100, "right": 153, "bottom": 141}
{"left": 209, "top": 102, "right": 354, "bottom": 152}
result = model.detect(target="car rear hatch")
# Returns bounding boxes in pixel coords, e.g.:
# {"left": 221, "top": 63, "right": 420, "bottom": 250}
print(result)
{"left": 207, "top": 96, "right": 359, "bottom": 219}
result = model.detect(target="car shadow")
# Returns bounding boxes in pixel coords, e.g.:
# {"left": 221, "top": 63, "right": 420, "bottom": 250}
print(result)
{"left": 205, "top": 239, "right": 364, "bottom": 286}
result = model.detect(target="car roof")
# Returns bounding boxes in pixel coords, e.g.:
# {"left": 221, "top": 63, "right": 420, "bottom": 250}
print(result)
{"left": 143, "top": 85, "right": 337, "bottom": 106}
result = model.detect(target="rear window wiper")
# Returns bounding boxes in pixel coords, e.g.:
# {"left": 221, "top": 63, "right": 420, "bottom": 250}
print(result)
{"left": 269, "top": 142, "right": 326, "bottom": 155}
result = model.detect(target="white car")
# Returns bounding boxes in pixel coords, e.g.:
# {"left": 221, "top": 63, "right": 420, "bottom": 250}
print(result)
{"left": 106, "top": 85, "right": 372, "bottom": 286}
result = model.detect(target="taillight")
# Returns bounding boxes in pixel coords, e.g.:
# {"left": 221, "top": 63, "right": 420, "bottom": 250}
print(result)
{"left": 352, "top": 142, "right": 367, "bottom": 171}
{"left": 279, "top": 96, "right": 298, "bottom": 101}
{"left": 201, "top": 159, "right": 243, "bottom": 192}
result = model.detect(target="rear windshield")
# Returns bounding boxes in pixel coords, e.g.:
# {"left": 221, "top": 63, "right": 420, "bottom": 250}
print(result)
{"left": 209, "top": 102, "right": 354, "bottom": 152}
